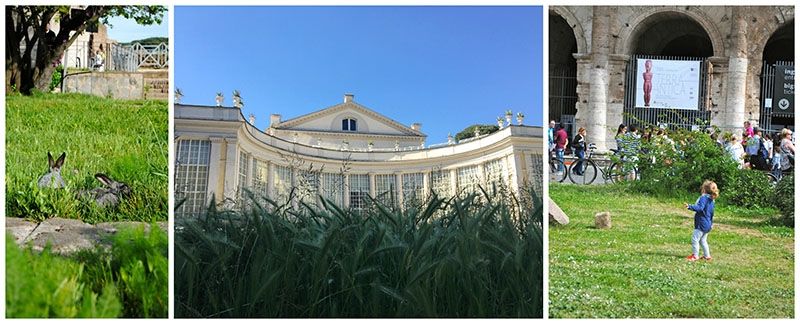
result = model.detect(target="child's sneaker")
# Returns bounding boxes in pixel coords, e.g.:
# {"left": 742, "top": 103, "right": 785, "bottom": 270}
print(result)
{"left": 686, "top": 255, "right": 699, "bottom": 261}
{"left": 702, "top": 256, "right": 713, "bottom": 261}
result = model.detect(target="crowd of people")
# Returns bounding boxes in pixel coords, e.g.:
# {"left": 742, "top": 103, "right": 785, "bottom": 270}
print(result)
{"left": 548, "top": 119, "right": 795, "bottom": 176}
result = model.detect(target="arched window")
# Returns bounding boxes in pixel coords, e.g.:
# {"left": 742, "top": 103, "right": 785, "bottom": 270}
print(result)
{"left": 342, "top": 118, "right": 357, "bottom": 131}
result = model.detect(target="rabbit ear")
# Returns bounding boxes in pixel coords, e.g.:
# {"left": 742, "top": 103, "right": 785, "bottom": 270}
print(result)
{"left": 95, "top": 173, "right": 113, "bottom": 186}
{"left": 54, "top": 152, "right": 66, "bottom": 169}
{"left": 48, "top": 152, "right": 54, "bottom": 168}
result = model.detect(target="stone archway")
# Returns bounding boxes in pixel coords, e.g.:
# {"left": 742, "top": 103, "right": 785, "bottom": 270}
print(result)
{"left": 762, "top": 20, "right": 794, "bottom": 64}
{"left": 619, "top": 9, "right": 722, "bottom": 57}
{"left": 616, "top": 10, "right": 718, "bottom": 133}
{"left": 549, "top": 7, "right": 588, "bottom": 55}
{"left": 625, "top": 11, "right": 716, "bottom": 57}
{"left": 549, "top": 12, "right": 580, "bottom": 136}
{"left": 758, "top": 20, "right": 794, "bottom": 132}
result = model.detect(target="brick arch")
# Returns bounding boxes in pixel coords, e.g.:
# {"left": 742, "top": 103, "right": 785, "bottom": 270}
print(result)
{"left": 617, "top": 8, "right": 725, "bottom": 57}
{"left": 550, "top": 6, "right": 588, "bottom": 54}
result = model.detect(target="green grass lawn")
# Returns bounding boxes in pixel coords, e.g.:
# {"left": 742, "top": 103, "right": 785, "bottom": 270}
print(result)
{"left": 549, "top": 184, "right": 794, "bottom": 318}
{"left": 5, "top": 93, "right": 168, "bottom": 223}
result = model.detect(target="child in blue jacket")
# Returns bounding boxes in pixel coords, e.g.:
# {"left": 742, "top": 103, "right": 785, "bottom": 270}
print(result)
{"left": 684, "top": 180, "right": 719, "bottom": 261}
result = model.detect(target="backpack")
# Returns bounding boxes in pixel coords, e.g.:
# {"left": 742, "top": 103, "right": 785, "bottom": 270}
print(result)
{"left": 571, "top": 135, "right": 583, "bottom": 150}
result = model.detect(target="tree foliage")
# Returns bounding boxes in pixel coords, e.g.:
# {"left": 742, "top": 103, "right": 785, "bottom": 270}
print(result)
{"left": 455, "top": 124, "right": 499, "bottom": 142}
{"left": 6, "top": 6, "right": 166, "bottom": 94}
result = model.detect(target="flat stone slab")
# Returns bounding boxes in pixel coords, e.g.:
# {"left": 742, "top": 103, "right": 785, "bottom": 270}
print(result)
{"left": 5, "top": 217, "right": 38, "bottom": 245}
{"left": 548, "top": 197, "right": 570, "bottom": 225}
{"left": 6, "top": 217, "right": 167, "bottom": 255}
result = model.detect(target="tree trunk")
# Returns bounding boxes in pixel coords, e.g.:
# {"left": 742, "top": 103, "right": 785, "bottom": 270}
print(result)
{"left": 6, "top": 6, "right": 104, "bottom": 95}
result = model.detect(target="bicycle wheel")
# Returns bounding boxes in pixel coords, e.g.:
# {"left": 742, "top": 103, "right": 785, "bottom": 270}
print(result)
{"left": 766, "top": 172, "right": 779, "bottom": 186}
{"left": 549, "top": 159, "right": 567, "bottom": 183}
{"left": 568, "top": 158, "right": 598, "bottom": 185}
{"left": 607, "top": 162, "right": 637, "bottom": 184}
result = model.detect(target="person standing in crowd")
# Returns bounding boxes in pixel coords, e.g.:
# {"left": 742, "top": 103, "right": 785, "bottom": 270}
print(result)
{"left": 621, "top": 124, "right": 641, "bottom": 159}
{"left": 770, "top": 132, "right": 782, "bottom": 174}
{"left": 746, "top": 128, "right": 769, "bottom": 171}
{"left": 742, "top": 120, "right": 754, "bottom": 146}
{"left": 615, "top": 124, "right": 627, "bottom": 152}
{"left": 548, "top": 120, "right": 556, "bottom": 154}
{"left": 779, "top": 128, "right": 795, "bottom": 172}
{"left": 726, "top": 133, "right": 745, "bottom": 169}
{"left": 764, "top": 133, "right": 774, "bottom": 167}
{"left": 554, "top": 123, "right": 569, "bottom": 173}
{"left": 572, "top": 127, "right": 587, "bottom": 176}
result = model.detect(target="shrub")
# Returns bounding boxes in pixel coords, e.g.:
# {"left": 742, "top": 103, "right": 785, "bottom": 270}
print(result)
{"left": 176, "top": 188, "right": 543, "bottom": 318}
{"left": 455, "top": 124, "right": 499, "bottom": 141}
{"left": 634, "top": 129, "right": 739, "bottom": 195}
{"left": 723, "top": 169, "right": 775, "bottom": 209}
{"left": 5, "top": 235, "right": 122, "bottom": 318}
{"left": 774, "top": 174, "right": 794, "bottom": 227}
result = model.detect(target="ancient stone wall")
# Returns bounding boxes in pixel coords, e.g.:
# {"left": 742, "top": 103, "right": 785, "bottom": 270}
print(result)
{"left": 552, "top": 6, "right": 794, "bottom": 151}
{"left": 63, "top": 72, "right": 144, "bottom": 100}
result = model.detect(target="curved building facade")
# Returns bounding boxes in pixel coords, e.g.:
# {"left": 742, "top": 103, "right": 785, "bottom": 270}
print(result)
{"left": 174, "top": 95, "right": 543, "bottom": 217}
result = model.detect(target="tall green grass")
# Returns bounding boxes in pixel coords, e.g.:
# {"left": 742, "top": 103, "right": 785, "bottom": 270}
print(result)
{"left": 176, "top": 188, "right": 543, "bottom": 317}
{"left": 5, "top": 93, "right": 168, "bottom": 223}
{"left": 6, "top": 226, "right": 168, "bottom": 318}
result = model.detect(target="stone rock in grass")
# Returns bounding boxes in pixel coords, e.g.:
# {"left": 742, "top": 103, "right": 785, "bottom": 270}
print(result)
{"left": 30, "top": 229, "right": 99, "bottom": 254}
{"left": 549, "top": 197, "right": 570, "bottom": 225}
{"left": 595, "top": 212, "right": 611, "bottom": 229}
{"left": 95, "top": 221, "right": 169, "bottom": 234}
{"left": 5, "top": 217, "right": 38, "bottom": 245}
{"left": 7, "top": 217, "right": 167, "bottom": 255}
{"left": 28, "top": 217, "right": 98, "bottom": 254}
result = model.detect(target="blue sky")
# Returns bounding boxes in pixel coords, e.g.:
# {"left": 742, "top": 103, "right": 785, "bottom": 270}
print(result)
{"left": 106, "top": 14, "right": 168, "bottom": 42}
{"left": 175, "top": 6, "right": 542, "bottom": 144}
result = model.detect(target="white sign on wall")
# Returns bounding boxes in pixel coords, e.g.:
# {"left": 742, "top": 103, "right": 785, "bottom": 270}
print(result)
{"left": 634, "top": 59, "right": 701, "bottom": 110}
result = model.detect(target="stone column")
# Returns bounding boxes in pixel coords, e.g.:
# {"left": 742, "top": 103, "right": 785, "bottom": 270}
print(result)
{"left": 422, "top": 172, "right": 429, "bottom": 198}
{"left": 706, "top": 57, "right": 729, "bottom": 127}
{"left": 449, "top": 169, "right": 458, "bottom": 196}
{"left": 395, "top": 172, "right": 404, "bottom": 208}
{"left": 724, "top": 7, "right": 749, "bottom": 132}
{"left": 222, "top": 138, "right": 239, "bottom": 206}
{"left": 588, "top": 6, "right": 612, "bottom": 151}
{"left": 343, "top": 174, "right": 350, "bottom": 209}
{"left": 206, "top": 137, "right": 225, "bottom": 204}
{"left": 368, "top": 173, "right": 376, "bottom": 199}
{"left": 266, "top": 160, "right": 274, "bottom": 199}
{"left": 577, "top": 6, "right": 613, "bottom": 152}
{"left": 506, "top": 153, "right": 518, "bottom": 192}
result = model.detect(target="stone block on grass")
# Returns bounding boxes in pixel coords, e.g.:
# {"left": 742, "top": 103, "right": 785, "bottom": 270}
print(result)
{"left": 595, "top": 212, "right": 611, "bottom": 229}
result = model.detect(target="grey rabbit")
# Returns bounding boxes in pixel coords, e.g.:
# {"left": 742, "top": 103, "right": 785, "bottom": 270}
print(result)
{"left": 78, "top": 173, "right": 132, "bottom": 208}
{"left": 38, "top": 152, "right": 66, "bottom": 188}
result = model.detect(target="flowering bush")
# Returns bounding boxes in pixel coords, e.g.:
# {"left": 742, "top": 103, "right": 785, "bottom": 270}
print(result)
{"left": 633, "top": 129, "right": 739, "bottom": 196}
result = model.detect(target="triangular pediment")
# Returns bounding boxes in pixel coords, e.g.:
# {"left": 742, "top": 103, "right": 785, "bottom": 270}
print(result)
{"left": 274, "top": 101, "right": 425, "bottom": 137}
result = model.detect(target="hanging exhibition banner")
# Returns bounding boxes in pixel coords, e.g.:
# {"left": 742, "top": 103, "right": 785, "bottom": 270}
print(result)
{"left": 773, "top": 64, "right": 794, "bottom": 115}
{"left": 634, "top": 58, "right": 701, "bottom": 110}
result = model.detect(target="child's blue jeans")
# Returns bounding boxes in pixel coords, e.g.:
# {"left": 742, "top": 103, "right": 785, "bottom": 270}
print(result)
{"left": 691, "top": 229, "right": 710, "bottom": 258}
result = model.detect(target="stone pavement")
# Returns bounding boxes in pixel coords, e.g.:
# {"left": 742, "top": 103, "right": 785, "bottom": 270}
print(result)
{"left": 6, "top": 217, "right": 167, "bottom": 255}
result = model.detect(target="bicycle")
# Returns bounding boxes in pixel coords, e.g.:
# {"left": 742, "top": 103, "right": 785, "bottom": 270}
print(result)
{"left": 567, "top": 143, "right": 639, "bottom": 185}
{"left": 549, "top": 149, "right": 568, "bottom": 183}
{"left": 765, "top": 166, "right": 792, "bottom": 185}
